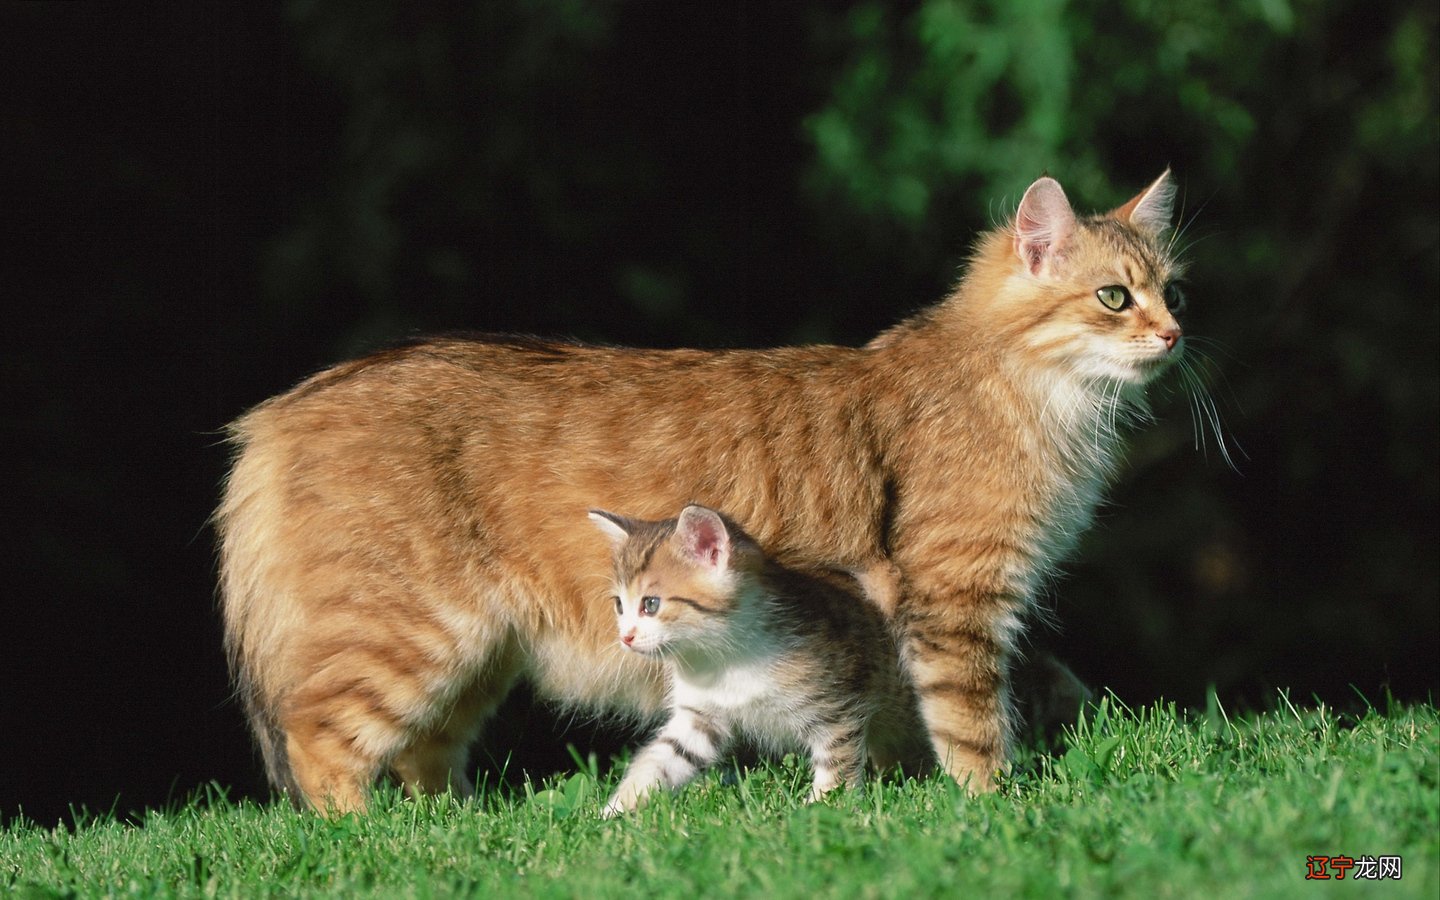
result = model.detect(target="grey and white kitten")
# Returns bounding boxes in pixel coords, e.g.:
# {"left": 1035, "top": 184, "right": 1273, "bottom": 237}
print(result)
{"left": 589, "top": 504, "right": 922, "bottom": 817}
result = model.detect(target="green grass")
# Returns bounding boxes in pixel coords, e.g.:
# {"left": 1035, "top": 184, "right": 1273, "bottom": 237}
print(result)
{"left": 5, "top": 695, "right": 1437, "bottom": 898}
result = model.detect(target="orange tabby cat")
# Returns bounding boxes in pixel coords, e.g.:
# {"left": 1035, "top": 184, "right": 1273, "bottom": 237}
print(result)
{"left": 218, "top": 171, "right": 1184, "bottom": 812}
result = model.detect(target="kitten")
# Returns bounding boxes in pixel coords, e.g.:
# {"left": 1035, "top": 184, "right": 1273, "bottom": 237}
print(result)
{"left": 218, "top": 171, "right": 1185, "bottom": 813}
{"left": 589, "top": 504, "right": 911, "bottom": 817}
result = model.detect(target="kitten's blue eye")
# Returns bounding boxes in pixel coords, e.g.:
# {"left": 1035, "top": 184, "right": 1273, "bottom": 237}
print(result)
{"left": 1164, "top": 281, "right": 1187, "bottom": 314}
{"left": 613, "top": 596, "right": 623, "bottom": 616}
{"left": 1097, "top": 285, "right": 1132, "bottom": 311}
{"left": 641, "top": 596, "right": 661, "bottom": 616}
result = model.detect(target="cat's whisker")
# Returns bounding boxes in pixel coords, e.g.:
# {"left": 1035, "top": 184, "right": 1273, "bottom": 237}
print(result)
{"left": 1088, "top": 383, "right": 1105, "bottom": 459}
{"left": 1182, "top": 336, "right": 1245, "bottom": 368}
{"left": 1099, "top": 378, "right": 1130, "bottom": 450}
{"left": 1178, "top": 363, "right": 1206, "bottom": 456}
{"left": 1197, "top": 386, "right": 1243, "bottom": 473}
{"left": 1175, "top": 354, "right": 1245, "bottom": 473}
{"left": 1172, "top": 232, "right": 1220, "bottom": 265}
{"left": 1187, "top": 348, "right": 1247, "bottom": 466}
{"left": 1166, "top": 188, "right": 1215, "bottom": 258}
{"left": 1109, "top": 380, "right": 1125, "bottom": 441}
{"left": 1106, "top": 386, "right": 1120, "bottom": 444}
{"left": 1095, "top": 385, "right": 1111, "bottom": 453}
{"left": 1175, "top": 359, "right": 1205, "bottom": 447}
{"left": 1184, "top": 344, "right": 1249, "bottom": 420}
{"left": 1036, "top": 376, "right": 1061, "bottom": 426}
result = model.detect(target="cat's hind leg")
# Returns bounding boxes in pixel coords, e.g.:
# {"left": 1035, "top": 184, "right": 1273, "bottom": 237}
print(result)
{"left": 279, "top": 618, "right": 520, "bottom": 815}
{"left": 388, "top": 701, "right": 481, "bottom": 799}
{"left": 390, "top": 654, "right": 523, "bottom": 799}
{"left": 281, "top": 691, "right": 394, "bottom": 816}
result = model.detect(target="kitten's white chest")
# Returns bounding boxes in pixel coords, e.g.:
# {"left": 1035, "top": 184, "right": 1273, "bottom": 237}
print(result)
{"left": 671, "top": 660, "right": 777, "bottom": 711}
{"left": 671, "top": 655, "right": 825, "bottom": 754}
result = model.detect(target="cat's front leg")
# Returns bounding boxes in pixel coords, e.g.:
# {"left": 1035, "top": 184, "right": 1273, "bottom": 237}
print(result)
{"left": 602, "top": 706, "right": 727, "bottom": 818}
{"left": 898, "top": 600, "right": 1016, "bottom": 794}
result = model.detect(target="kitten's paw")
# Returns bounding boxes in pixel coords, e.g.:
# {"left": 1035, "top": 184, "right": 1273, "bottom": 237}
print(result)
{"left": 805, "top": 782, "right": 840, "bottom": 804}
{"left": 601, "top": 790, "right": 639, "bottom": 818}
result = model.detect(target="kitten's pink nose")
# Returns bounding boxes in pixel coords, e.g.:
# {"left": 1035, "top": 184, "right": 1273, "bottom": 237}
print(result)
{"left": 1157, "top": 326, "right": 1181, "bottom": 350}
{"left": 621, "top": 630, "right": 635, "bottom": 646}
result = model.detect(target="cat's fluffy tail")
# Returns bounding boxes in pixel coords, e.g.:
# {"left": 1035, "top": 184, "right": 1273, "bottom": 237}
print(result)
{"left": 240, "top": 680, "right": 302, "bottom": 806}
{"left": 217, "top": 412, "right": 305, "bottom": 807}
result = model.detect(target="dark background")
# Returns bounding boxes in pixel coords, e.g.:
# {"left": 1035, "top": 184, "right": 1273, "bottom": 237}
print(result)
{"left": 4, "top": 1, "right": 1435, "bottom": 827}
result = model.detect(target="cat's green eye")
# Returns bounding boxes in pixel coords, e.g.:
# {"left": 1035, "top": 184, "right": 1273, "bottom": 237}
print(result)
{"left": 613, "top": 596, "right": 623, "bottom": 615}
{"left": 1096, "top": 285, "right": 1132, "bottom": 311}
{"left": 641, "top": 596, "right": 661, "bottom": 616}
{"left": 1164, "top": 281, "right": 1187, "bottom": 314}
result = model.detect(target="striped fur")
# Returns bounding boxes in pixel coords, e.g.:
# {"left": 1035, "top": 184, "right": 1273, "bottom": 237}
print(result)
{"left": 592, "top": 506, "right": 915, "bottom": 816}
{"left": 217, "top": 172, "right": 1183, "bottom": 812}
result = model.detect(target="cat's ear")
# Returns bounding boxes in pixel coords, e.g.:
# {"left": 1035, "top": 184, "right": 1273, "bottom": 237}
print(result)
{"left": 675, "top": 505, "right": 730, "bottom": 571}
{"left": 1014, "top": 176, "right": 1077, "bottom": 276}
{"left": 1113, "top": 169, "right": 1175, "bottom": 237}
{"left": 588, "top": 509, "right": 632, "bottom": 548}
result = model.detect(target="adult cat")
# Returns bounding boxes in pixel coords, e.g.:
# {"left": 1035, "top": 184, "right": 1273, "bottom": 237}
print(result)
{"left": 218, "top": 171, "right": 1185, "bottom": 812}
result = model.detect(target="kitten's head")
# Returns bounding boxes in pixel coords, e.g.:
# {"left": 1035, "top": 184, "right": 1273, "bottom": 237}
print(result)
{"left": 589, "top": 504, "right": 759, "bottom": 658}
{"left": 979, "top": 170, "right": 1187, "bottom": 386}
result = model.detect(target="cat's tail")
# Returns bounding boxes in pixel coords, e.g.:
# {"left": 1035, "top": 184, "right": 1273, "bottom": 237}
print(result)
{"left": 216, "top": 416, "right": 304, "bottom": 807}
{"left": 240, "top": 681, "right": 303, "bottom": 806}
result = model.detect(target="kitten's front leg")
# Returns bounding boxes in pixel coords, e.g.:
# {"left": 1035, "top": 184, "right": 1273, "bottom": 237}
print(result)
{"left": 603, "top": 706, "right": 727, "bottom": 818}
{"left": 899, "top": 600, "right": 1016, "bottom": 794}
{"left": 805, "top": 721, "right": 867, "bottom": 803}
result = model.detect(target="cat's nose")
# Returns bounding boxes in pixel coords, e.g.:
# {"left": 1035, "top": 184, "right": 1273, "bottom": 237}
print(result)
{"left": 1157, "top": 326, "right": 1181, "bottom": 350}
{"left": 621, "top": 630, "right": 636, "bottom": 646}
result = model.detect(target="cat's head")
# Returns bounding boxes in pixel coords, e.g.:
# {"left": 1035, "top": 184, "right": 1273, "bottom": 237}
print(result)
{"left": 977, "top": 170, "right": 1187, "bottom": 387}
{"left": 588, "top": 504, "right": 757, "bottom": 658}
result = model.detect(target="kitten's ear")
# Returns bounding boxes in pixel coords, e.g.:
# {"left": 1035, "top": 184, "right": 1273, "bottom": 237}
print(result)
{"left": 1113, "top": 169, "right": 1176, "bottom": 237}
{"left": 588, "top": 509, "right": 632, "bottom": 548}
{"left": 1014, "top": 176, "right": 1077, "bottom": 276}
{"left": 675, "top": 505, "right": 730, "bottom": 571}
